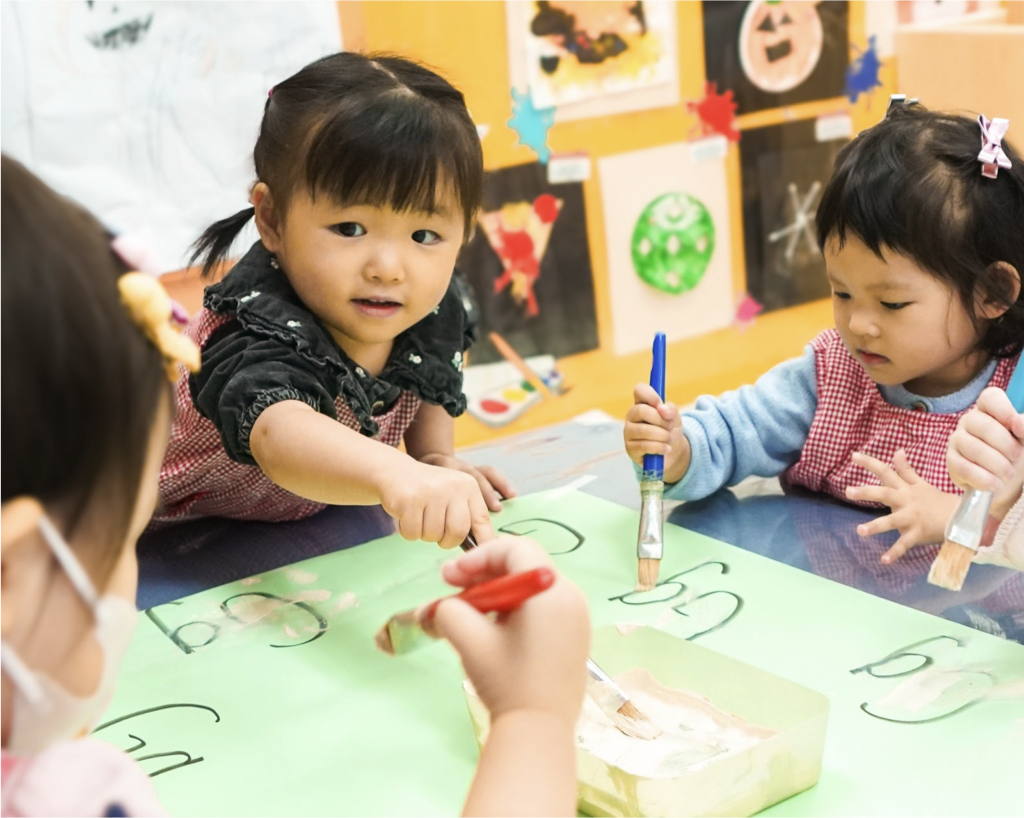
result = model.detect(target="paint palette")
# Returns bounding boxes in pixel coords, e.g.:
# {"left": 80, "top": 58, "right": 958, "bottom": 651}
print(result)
{"left": 467, "top": 378, "right": 544, "bottom": 428}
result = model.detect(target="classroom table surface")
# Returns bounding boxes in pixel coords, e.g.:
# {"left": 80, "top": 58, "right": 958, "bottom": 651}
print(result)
{"left": 138, "top": 411, "right": 1023, "bottom": 645}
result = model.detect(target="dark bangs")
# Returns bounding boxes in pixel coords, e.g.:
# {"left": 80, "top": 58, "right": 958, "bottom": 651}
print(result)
{"left": 304, "top": 89, "right": 482, "bottom": 236}
{"left": 817, "top": 105, "right": 1024, "bottom": 357}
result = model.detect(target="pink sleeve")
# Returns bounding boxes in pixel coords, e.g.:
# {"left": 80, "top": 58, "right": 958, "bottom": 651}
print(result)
{"left": 974, "top": 490, "right": 1024, "bottom": 572}
{"left": 1, "top": 739, "right": 167, "bottom": 817}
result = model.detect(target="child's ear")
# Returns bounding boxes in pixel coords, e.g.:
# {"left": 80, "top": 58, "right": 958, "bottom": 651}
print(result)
{"left": 975, "top": 261, "right": 1021, "bottom": 320}
{"left": 1, "top": 497, "right": 45, "bottom": 639}
{"left": 251, "top": 183, "right": 283, "bottom": 254}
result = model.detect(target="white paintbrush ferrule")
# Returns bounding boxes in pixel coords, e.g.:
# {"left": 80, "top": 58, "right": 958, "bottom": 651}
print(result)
{"left": 945, "top": 488, "right": 994, "bottom": 552}
{"left": 637, "top": 478, "right": 665, "bottom": 561}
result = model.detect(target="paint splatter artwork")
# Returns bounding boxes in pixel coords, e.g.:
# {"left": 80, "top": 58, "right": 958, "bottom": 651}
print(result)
{"left": 456, "top": 163, "right": 598, "bottom": 365}
{"left": 703, "top": 1, "right": 849, "bottom": 115}
{"left": 508, "top": 88, "right": 555, "bottom": 164}
{"left": 845, "top": 36, "right": 883, "bottom": 104}
{"left": 478, "top": 194, "right": 563, "bottom": 317}
{"left": 687, "top": 82, "right": 740, "bottom": 142}
{"left": 522, "top": 1, "right": 676, "bottom": 108}
{"left": 739, "top": 118, "right": 848, "bottom": 313}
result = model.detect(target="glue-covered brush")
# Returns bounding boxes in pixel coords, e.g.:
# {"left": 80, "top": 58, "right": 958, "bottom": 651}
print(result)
{"left": 375, "top": 567, "right": 555, "bottom": 655}
{"left": 637, "top": 332, "right": 667, "bottom": 592}
{"left": 459, "top": 534, "right": 660, "bottom": 740}
{"left": 929, "top": 358, "right": 1024, "bottom": 591}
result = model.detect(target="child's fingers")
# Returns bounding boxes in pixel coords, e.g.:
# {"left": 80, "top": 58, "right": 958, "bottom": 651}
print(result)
{"left": 891, "top": 449, "right": 920, "bottom": 483}
{"left": 975, "top": 387, "right": 1023, "bottom": 431}
{"left": 468, "top": 468, "right": 502, "bottom": 512}
{"left": 633, "top": 382, "right": 664, "bottom": 407}
{"left": 856, "top": 512, "right": 897, "bottom": 538}
{"left": 851, "top": 452, "right": 901, "bottom": 488}
{"left": 881, "top": 535, "right": 916, "bottom": 564}
{"left": 627, "top": 403, "right": 674, "bottom": 430}
{"left": 433, "top": 597, "right": 499, "bottom": 660}
{"left": 477, "top": 465, "right": 517, "bottom": 502}
{"left": 469, "top": 494, "right": 497, "bottom": 546}
{"left": 846, "top": 484, "right": 892, "bottom": 506}
{"left": 950, "top": 432, "right": 1017, "bottom": 486}
{"left": 625, "top": 422, "right": 673, "bottom": 447}
{"left": 421, "top": 502, "right": 448, "bottom": 545}
{"left": 441, "top": 536, "right": 551, "bottom": 588}
{"left": 439, "top": 501, "right": 471, "bottom": 550}
{"left": 398, "top": 507, "right": 425, "bottom": 542}
{"left": 960, "top": 409, "right": 1024, "bottom": 463}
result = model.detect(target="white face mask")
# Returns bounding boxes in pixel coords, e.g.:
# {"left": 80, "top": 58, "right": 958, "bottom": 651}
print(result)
{"left": 1, "top": 514, "right": 138, "bottom": 753}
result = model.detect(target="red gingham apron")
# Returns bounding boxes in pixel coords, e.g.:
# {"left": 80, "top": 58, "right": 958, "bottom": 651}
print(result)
{"left": 155, "top": 309, "right": 421, "bottom": 524}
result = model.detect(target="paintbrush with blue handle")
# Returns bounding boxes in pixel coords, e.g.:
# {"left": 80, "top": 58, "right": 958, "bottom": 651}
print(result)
{"left": 929, "top": 356, "right": 1024, "bottom": 590}
{"left": 636, "top": 332, "right": 667, "bottom": 592}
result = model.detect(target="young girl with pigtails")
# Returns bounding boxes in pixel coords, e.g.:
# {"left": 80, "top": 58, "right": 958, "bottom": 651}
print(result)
{"left": 626, "top": 100, "right": 1024, "bottom": 571}
{"left": 156, "top": 52, "right": 514, "bottom": 548}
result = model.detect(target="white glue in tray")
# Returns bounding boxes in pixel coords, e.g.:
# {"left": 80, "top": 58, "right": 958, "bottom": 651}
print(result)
{"left": 464, "top": 625, "right": 829, "bottom": 817}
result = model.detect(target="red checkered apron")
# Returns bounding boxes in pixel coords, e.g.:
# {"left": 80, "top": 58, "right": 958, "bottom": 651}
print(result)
{"left": 154, "top": 310, "right": 421, "bottom": 524}
{"left": 784, "top": 329, "right": 1018, "bottom": 572}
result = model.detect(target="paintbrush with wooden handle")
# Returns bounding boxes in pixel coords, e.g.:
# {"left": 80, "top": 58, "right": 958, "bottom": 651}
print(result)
{"left": 461, "top": 533, "right": 661, "bottom": 739}
{"left": 928, "top": 357, "right": 1024, "bottom": 591}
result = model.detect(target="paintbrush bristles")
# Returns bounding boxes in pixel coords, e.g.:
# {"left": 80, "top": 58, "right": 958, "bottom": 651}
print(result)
{"left": 636, "top": 557, "right": 661, "bottom": 592}
{"left": 613, "top": 700, "right": 663, "bottom": 740}
{"left": 928, "top": 539, "right": 976, "bottom": 591}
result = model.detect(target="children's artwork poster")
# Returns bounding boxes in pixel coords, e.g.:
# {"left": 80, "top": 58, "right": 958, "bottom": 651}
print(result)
{"left": 864, "top": 0, "right": 1002, "bottom": 58}
{"left": 702, "top": 1, "right": 849, "bottom": 115}
{"left": 0, "top": 1, "right": 342, "bottom": 271}
{"left": 456, "top": 162, "right": 598, "bottom": 366}
{"left": 96, "top": 490, "right": 1022, "bottom": 816}
{"left": 505, "top": 0, "right": 680, "bottom": 123}
{"left": 598, "top": 142, "right": 733, "bottom": 356}
{"left": 739, "top": 119, "right": 847, "bottom": 314}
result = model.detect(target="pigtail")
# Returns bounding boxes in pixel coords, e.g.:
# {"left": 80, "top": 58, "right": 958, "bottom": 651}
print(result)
{"left": 188, "top": 206, "right": 256, "bottom": 279}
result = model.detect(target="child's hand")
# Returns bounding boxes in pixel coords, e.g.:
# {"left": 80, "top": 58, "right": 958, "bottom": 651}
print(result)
{"left": 847, "top": 450, "right": 962, "bottom": 564}
{"left": 433, "top": 536, "right": 590, "bottom": 726}
{"left": 624, "top": 383, "right": 690, "bottom": 484}
{"left": 417, "top": 453, "right": 517, "bottom": 512}
{"left": 380, "top": 461, "right": 496, "bottom": 548}
{"left": 947, "top": 387, "right": 1024, "bottom": 519}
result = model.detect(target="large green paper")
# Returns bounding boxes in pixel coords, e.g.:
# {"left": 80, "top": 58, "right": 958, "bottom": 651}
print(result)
{"left": 100, "top": 491, "right": 1023, "bottom": 816}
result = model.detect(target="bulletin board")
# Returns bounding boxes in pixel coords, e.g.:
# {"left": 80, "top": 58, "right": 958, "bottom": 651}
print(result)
{"left": 96, "top": 490, "right": 1024, "bottom": 816}
{"left": 345, "top": 1, "right": 907, "bottom": 444}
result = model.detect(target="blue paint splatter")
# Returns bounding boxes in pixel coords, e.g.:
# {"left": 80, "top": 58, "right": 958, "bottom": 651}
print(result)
{"left": 845, "top": 36, "right": 883, "bottom": 104}
{"left": 508, "top": 88, "right": 555, "bottom": 165}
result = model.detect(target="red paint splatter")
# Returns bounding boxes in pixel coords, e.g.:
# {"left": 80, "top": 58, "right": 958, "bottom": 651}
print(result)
{"left": 480, "top": 398, "right": 509, "bottom": 413}
{"left": 687, "top": 82, "right": 740, "bottom": 143}
{"left": 533, "top": 193, "right": 559, "bottom": 224}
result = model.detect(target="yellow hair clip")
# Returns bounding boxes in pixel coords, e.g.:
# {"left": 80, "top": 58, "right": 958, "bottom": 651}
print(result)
{"left": 118, "top": 272, "right": 201, "bottom": 381}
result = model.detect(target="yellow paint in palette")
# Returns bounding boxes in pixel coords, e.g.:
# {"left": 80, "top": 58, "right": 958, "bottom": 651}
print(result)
{"left": 467, "top": 378, "right": 543, "bottom": 428}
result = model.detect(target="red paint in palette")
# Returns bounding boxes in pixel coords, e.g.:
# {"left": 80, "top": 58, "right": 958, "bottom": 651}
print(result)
{"left": 480, "top": 398, "right": 509, "bottom": 413}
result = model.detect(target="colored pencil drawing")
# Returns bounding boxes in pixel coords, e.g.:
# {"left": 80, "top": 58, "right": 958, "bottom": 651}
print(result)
{"left": 457, "top": 163, "right": 598, "bottom": 365}
{"left": 703, "top": 1, "right": 849, "bottom": 115}
{"left": 520, "top": 0, "right": 676, "bottom": 109}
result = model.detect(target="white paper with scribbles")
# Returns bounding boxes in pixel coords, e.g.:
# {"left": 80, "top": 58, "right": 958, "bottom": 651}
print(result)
{"left": 1, "top": 1, "right": 341, "bottom": 271}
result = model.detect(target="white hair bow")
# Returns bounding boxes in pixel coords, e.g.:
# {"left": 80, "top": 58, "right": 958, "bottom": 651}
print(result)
{"left": 978, "top": 115, "right": 1011, "bottom": 179}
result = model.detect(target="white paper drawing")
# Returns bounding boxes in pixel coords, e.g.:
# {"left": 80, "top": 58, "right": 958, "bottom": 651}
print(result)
{"left": 1, "top": 1, "right": 342, "bottom": 271}
{"left": 599, "top": 143, "right": 735, "bottom": 356}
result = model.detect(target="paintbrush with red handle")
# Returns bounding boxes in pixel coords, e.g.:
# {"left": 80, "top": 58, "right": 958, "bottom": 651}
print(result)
{"left": 375, "top": 567, "right": 555, "bottom": 655}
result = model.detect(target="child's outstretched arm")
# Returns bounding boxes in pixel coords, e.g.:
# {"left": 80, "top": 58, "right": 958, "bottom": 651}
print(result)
{"left": 433, "top": 536, "right": 590, "bottom": 817}
{"left": 403, "top": 402, "right": 517, "bottom": 512}
{"left": 251, "top": 400, "right": 496, "bottom": 547}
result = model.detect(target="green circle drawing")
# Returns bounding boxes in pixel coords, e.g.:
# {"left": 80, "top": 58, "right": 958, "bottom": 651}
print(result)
{"left": 631, "top": 192, "right": 716, "bottom": 295}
